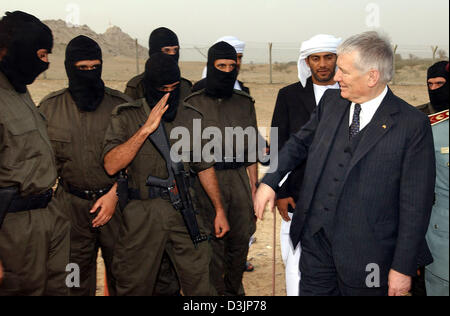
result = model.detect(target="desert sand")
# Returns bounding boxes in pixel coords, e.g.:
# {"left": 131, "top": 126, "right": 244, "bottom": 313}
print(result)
{"left": 26, "top": 58, "right": 430, "bottom": 296}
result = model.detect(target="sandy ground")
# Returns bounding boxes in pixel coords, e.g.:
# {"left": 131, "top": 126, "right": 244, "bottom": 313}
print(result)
{"left": 26, "top": 58, "right": 430, "bottom": 296}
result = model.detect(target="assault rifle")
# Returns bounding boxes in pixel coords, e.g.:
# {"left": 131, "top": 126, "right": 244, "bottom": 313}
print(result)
{"left": 146, "top": 123, "right": 208, "bottom": 247}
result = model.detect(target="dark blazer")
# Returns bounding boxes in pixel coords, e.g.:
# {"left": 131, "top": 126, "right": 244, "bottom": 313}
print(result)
{"left": 271, "top": 78, "right": 316, "bottom": 200}
{"left": 263, "top": 88, "right": 436, "bottom": 285}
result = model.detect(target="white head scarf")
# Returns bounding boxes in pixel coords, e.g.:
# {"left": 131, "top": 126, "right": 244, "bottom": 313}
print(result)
{"left": 298, "top": 34, "right": 342, "bottom": 88}
{"left": 201, "top": 36, "right": 246, "bottom": 91}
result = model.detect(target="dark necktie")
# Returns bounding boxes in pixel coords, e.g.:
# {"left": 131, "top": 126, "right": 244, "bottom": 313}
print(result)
{"left": 349, "top": 103, "right": 362, "bottom": 139}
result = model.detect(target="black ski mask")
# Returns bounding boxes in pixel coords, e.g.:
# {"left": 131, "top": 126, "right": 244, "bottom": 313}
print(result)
{"left": 0, "top": 11, "right": 53, "bottom": 93}
{"left": 143, "top": 52, "right": 181, "bottom": 122}
{"left": 149, "top": 27, "right": 180, "bottom": 63}
{"left": 427, "top": 61, "right": 449, "bottom": 112}
{"left": 65, "top": 35, "right": 105, "bottom": 112}
{"left": 205, "top": 41, "right": 238, "bottom": 99}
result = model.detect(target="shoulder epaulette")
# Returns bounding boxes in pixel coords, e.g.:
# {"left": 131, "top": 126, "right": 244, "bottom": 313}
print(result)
{"left": 183, "top": 102, "right": 204, "bottom": 117}
{"left": 105, "top": 87, "right": 134, "bottom": 103}
{"left": 234, "top": 89, "right": 255, "bottom": 102}
{"left": 429, "top": 110, "right": 449, "bottom": 126}
{"left": 39, "top": 88, "right": 68, "bottom": 105}
{"left": 126, "top": 73, "right": 145, "bottom": 88}
{"left": 428, "top": 110, "right": 448, "bottom": 125}
{"left": 181, "top": 77, "right": 193, "bottom": 88}
{"left": 111, "top": 99, "right": 144, "bottom": 115}
{"left": 183, "top": 89, "right": 205, "bottom": 103}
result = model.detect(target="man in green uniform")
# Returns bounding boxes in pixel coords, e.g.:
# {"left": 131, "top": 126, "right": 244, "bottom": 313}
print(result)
{"left": 124, "top": 28, "right": 192, "bottom": 295}
{"left": 103, "top": 53, "right": 229, "bottom": 296}
{"left": 0, "top": 11, "right": 70, "bottom": 296}
{"left": 413, "top": 61, "right": 449, "bottom": 296}
{"left": 184, "top": 42, "right": 259, "bottom": 296}
{"left": 124, "top": 27, "right": 192, "bottom": 101}
{"left": 39, "top": 35, "right": 133, "bottom": 296}
{"left": 425, "top": 61, "right": 449, "bottom": 296}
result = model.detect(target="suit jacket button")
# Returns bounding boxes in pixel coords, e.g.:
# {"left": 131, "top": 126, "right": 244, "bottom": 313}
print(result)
{"left": 434, "top": 224, "right": 439, "bottom": 230}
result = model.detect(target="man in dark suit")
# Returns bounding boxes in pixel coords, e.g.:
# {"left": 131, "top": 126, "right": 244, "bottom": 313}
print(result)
{"left": 255, "top": 31, "right": 436, "bottom": 296}
{"left": 272, "top": 34, "right": 341, "bottom": 296}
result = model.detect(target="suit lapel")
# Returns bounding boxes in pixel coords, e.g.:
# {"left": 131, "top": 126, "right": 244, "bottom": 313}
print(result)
{"left": 344, "top": 89, "right": 399, "bottom": 181}
{"left": 305, "top": 93, "right": 350, "bottom": 210}
{"left": 302, "top": 78, "right": 317, "bottom": 115}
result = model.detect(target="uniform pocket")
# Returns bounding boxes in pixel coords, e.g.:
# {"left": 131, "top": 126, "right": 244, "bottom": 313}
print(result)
{"left": 3, "top": 116, "right": 41, "bottom": 163}
{"left": 6, "top": 116, "right": 37, "bottom": 135}
{"left": 47, "top": 126, "right": 72, "bottom": 161}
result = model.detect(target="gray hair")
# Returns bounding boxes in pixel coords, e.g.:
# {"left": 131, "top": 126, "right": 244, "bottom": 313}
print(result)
{"left": 338, "top": 31, "right": 394, "bottom": 83}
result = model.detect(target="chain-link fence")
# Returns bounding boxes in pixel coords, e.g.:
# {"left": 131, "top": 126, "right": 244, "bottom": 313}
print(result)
{"left": 41, "top": 40, "right": 448, "bottom": 86}
{"left": 182, "top": 42, "right": 449, "bottom": 86}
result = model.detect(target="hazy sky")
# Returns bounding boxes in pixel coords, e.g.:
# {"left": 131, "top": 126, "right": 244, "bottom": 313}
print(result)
{"left": 2, "top": 0, "right": 449, "bottom": 48}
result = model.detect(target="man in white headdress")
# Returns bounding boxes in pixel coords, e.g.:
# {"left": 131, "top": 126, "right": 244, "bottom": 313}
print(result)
{"left": 270, "top": 34, "right": 341, "bottom": 296}
{"left": 193, "top": 36, "right": 250, "bottom": 94}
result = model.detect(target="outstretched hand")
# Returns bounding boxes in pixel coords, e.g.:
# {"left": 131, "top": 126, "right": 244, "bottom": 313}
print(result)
{"left": 254, "top": 183, "right": 276, "bottom": 220}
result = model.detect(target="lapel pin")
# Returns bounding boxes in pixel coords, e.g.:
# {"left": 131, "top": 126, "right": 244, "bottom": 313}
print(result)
{"left": 382, "top": 125, "right": 387, "bottom": 129}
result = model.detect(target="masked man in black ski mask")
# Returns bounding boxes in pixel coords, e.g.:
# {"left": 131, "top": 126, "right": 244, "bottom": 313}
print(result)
{"left": 143, "top": 52, "right": 181, "bottom": 122}
{"left": 149, "top": 27, "right": 180, "bottom": 62}
{"left": 0, "top": 11, "right": 52, "bottom": 93}
{"left": 0, "top": 11, "right": 71, "bottom": 296}
{"left": 418, "top": 61, "right": 450, "bottom": 115}
{"left": 184, "top": 41, "right": 260, "bottom": 296}
{"left": 64, "top": 35, "right": 105, "bottom": 112}
{"left": 124, "top": 27, "right": 192, "bottom": 101}
{"left": 123, "top": 28, "right": 193, "bottom": 296}
{"left": 205, "top": 41, "right": 238, "bottom": 99}
{"left": 39, "top": 35, "right": 133, "bottom": 296}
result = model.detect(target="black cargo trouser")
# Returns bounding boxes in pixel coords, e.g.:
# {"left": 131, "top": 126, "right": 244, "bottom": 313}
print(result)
{"left": 112, "top": 197, "right": 214, "bottom": 296}
{"left": 58, "top": 187, "right": 123, "bottom": 296}
{"left": 196, "top": 168, "right": 256, "bottom": 296}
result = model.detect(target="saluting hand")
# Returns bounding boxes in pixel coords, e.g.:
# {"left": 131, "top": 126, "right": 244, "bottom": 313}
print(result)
{"left": 143, "top": 93, "right": 170, "bottom": 135}
{"left": 254, "top": 183, "right": 276, "bottom": 221}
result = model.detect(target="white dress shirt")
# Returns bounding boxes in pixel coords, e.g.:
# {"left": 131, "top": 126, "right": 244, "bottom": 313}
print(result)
{"left": 349, "top": 86, "right": 388, "bottom": 130}
{"left": 313, "top": 82, "right": 340, "bottom": 105}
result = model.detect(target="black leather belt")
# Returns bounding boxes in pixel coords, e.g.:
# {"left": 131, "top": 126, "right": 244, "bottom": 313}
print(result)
{"left": 8, "top": 189, "right": 53, "bottom": 213}
{"left": 214, "top": 162, "right": 246, "bottom": 170}
{"left": 128, "top": 187, "right": 170, "bottom": 201}
{"left": 60, "top": 179, "right": 112, "bottom": 201}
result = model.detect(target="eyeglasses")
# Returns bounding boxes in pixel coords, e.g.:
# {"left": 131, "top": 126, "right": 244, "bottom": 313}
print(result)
{"left": 76, "top": 64, "right": 101, "bottom": 71}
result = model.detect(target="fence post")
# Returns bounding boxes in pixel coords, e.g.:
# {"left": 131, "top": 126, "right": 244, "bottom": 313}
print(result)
{"left": 135, "top": 38, "right": 140, "bottom": 75}
{"left": 431, "top": 46, "right": 439, "bottom": 63}
{"left": 269, "top": 42, "right": 273, "bottom": 84}
{"left": 392, "top": 44, "right": 398, "bottom": 85}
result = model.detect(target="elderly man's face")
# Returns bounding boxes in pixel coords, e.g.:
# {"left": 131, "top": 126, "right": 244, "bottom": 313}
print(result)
{"left": 334, "top": 51, "right": 372, "bottom": 103}
{"left": 306, "top": 52, "right": 337, "bottom": 84}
